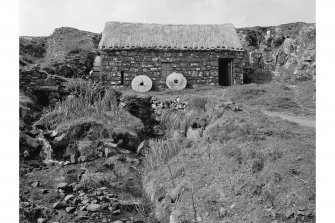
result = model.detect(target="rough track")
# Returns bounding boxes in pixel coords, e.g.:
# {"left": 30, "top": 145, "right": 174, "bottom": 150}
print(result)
{"left": 262, "top": 110, "right": 315, "bottom": 128}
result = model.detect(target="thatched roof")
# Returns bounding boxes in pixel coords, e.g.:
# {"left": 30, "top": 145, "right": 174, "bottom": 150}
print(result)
{"left": 99, "top": 22, "right": 243, "bottom": 51}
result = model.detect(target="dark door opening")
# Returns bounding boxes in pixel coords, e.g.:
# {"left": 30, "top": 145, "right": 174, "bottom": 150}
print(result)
{"left": 218, "top": 58, "right": 233, "bottom": 86}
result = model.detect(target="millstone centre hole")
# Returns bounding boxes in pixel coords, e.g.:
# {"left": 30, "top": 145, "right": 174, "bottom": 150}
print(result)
{"left": 139, "top": 82, "right": 144, "bottom": 86}
{"left": 174, "top": 79, "right": 178, "bottom": 84}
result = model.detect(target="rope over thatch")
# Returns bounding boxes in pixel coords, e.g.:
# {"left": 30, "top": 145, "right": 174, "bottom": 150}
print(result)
{"left": 99, "top": 21, "right": 243, "bottom": 51}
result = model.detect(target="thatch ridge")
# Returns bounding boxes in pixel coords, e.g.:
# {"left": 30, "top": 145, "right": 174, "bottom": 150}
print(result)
{"left": 99, "top": 21, "right": 243, "bottom": 51}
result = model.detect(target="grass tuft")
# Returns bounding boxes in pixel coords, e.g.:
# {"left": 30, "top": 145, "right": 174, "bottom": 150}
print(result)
{"left": 19, "top": 91, "right": 33, "bottom": 111}
{"left": 34, "top": 80, "right": 143, "bottom": 153}
{"left": 187, "top": 97, "right": 207, "bottom": 112}
{"left": 35, "top": 80, "right": 122, "bottom": 130}
{"left": 144, "top": 138, "right": 184, "bottom": 173}
{"left": 79, "top": 170, "right": 116, "bottom": 189}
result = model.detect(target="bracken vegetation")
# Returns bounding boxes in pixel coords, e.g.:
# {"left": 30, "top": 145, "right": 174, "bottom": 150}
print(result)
{"left": 35, "top": 80, "right": 140, "bottom": 132}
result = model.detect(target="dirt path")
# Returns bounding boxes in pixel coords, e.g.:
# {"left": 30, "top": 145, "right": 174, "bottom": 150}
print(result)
{"left": 262, "top": 110, "right": 315, "bottom": 128}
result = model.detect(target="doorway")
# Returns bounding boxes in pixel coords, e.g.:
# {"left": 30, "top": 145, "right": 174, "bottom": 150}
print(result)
{"left": 218, "top": 58, "right": 233, "bottom": 86}
{"left": 161, "top": 62, "right": 172, "bottom": 78}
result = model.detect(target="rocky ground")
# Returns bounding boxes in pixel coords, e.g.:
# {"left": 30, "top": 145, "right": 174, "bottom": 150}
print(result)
{"left": 237, "top": 22, "right": 316, "bottom": 83}
{"left": 19, "top": 22, "right": 316, "bottom": 223}
{"left": 19, "top": 84, "right": 315, "bottom": 222}
{"left": 20, "top": 147, "right": 153, "bottom": 223}
{"left": 19, "top": 86, "right": 157, "bottom": 222}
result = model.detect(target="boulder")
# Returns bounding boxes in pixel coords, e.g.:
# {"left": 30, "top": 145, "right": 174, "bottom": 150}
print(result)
{"left": 283, "top": 38, "right": 295, "bottom": 55}
{"left": 50, "top": 130, "right": 59, "bottom": 137}
{"left": 20, "top": 133, "right": 42, "bottom": 156}
{"left": 65, "top": 206, "right": 76, "bottom": 213}
{"left": 53, "top": 201, "right": 66, "bottom": 209}
{"left": 104, "top": 147, "right": 110, "bottom": 157}
{"left": 64, "top": 194, "right": 75, "bottom": 203}
{"left": 31, "top": 181, "right": 40, "bottom": 188}
{"left": 105, "top": 142, "right": 118, "bottom": 148}
{"left": 29, "top": 129, "right": 40, "bottom": 137}
{"left": 136, "top": 141, "right": 149, "bottom": 156}
{"left": 53, "top": 134, "right": 68, "bottom": 147}
{"left": 37, "top": 218, "right": 47, "bottom": 223}
{"left": 81, "top": 199, "right": 90, "bottom": 205}
{"left": 113, "top": 209, "right": 121, "bottom": 215}
{"left": 86, "top": 203, "right": 101, "bottom": 212}
{"left": 56, "top": 182, "right": 73, "bottom": 193}
{"left": 56, "top": 182, "right": 69, "bottom": 189}
{"left": 79, "top": 155, "right": 87, "bottom": 162}
{"left": 64, "top": 161, "right": 71, "bottom": 165}
{"left": 39, "top": 189, "right": 49, "bottom": 194}
{"left": 74, "top": 216, "right": 89, "bottom": 222}
{"left": 71, "top": 197, "right": 81, "bottom": 205}
{"left": 70, "top": 154, "right": 78, "bottom": 164}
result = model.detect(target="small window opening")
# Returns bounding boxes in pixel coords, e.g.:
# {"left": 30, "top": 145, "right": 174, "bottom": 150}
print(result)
{"left": 120, "top": 71, "right": 124, "bottom": 85}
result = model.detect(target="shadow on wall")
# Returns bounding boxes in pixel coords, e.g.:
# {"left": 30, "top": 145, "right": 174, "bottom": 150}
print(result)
{"left": 243, "top": 68, "right": 273, "bottom": 84}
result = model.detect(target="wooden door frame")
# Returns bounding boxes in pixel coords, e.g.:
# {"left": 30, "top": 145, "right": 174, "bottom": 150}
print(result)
{"left": 218, "top": 58, "right": 233, "bottom": 86}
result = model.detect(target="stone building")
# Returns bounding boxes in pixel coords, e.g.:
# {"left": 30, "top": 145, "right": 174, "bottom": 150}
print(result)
{"left": 98, "top": 21, "right": 247, "bottom": 88}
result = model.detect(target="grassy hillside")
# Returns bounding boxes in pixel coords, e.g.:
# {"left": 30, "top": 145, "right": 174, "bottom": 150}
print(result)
{"left": 142, "top": 85, "right": 315, "bottom": 222}
{"left": 20, "top": 27, "right": 101, "bottom": 78}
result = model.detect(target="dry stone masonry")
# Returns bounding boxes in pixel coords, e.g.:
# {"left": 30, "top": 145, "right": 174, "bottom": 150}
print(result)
{"left": 99, "top": 49, "right": 246, "bottom": 88}
{"left": 98, "top": 22, "right": 247, "bottom": 88}
{"left": 19, "top": 65, "right": 68, "bottom": 106}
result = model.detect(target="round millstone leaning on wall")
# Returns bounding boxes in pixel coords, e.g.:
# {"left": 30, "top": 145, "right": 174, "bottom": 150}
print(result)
{"left": 166, "top": 72, "right": 187, "bottom": 91}
{"left": 131, "top": 75, "right": 152, "bottom": 92}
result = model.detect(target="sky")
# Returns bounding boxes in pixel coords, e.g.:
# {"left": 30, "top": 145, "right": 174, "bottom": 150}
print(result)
{"left": 20, "top": 0, "right": 316, "bottom": 36}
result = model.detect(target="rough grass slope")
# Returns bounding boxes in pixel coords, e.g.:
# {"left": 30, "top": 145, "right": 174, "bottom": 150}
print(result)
{"left": 142, "top": 97, "right": 315, "bottom": 222}
{"left": 35, "top": 80, "right": 143, "bottom": 153}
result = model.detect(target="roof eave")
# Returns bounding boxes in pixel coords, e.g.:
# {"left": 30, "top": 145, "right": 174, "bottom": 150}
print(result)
{"left": 100, "top": 46, "right": 245, "bottom": 52}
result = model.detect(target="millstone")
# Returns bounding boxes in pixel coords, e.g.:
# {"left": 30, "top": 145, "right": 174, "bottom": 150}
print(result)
{"left": 131, "top": 75, "right": 152, "bottom": 92}
{"left": 166, "top": 72, "right": 187, "bottom": 91}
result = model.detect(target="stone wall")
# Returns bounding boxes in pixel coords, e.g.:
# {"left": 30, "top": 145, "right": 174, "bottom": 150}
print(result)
{"left": 20, "top": 65, "right": 68, "bottom": 106}
{"left": 91, "top": 56, "right": 101, "bottom": 81}
{"left": 99, "top": 49, "right": 246, "bottom": 88}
